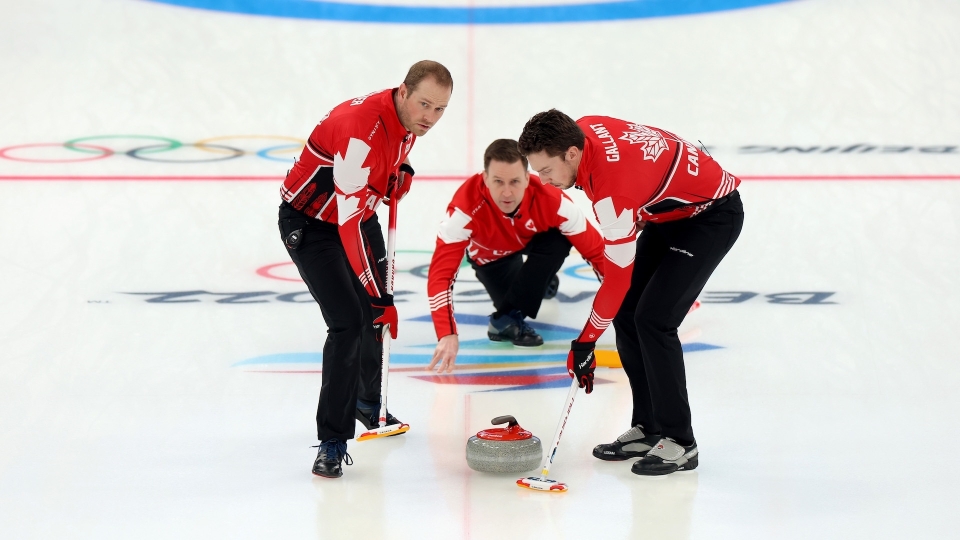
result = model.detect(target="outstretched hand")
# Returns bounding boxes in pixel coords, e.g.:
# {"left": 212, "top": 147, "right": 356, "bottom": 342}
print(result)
{"left": 428, "top": 334, "right": 459, "bottom": 373}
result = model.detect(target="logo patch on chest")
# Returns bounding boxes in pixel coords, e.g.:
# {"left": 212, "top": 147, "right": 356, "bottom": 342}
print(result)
{"left": 620, "top": 124, "right": 669, "bottom": 162}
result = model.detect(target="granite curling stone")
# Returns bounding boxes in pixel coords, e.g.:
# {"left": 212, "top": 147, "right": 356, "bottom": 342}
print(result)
{"left": 466, "top": 415, "right": 542, "bottom": 473}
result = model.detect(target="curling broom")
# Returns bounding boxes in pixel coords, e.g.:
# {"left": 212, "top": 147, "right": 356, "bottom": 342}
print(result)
{"left": 357, "top": 196, "right": 410, "bottom": 441}
{"left": 517, "top": 378, "right": 580, "bottom": 492}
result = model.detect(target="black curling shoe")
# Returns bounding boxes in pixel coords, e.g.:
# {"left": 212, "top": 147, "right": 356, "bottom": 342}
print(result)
{"left": 544, "top": 274, "right": 560, "bottom": 300}
{"left": 487, "top": 310, "right": 544, "bottom": 347}
{"left": 312, "top": 439, "right": 353, "bottom": 478}
{"left": 355, "top": 402, "right": 403, "bottom": 432}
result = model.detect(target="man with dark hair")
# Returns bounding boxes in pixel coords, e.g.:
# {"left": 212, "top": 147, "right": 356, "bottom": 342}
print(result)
{"left": 426, "top": 139, "right": 606, "bottom": 372}
{"left": 518, "top": 109, "right": 744, "bottom": 476}
{"left": 278, "top": 60, "right": 452, "bottom": 478}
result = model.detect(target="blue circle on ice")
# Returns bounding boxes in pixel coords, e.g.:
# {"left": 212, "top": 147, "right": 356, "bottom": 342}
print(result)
{"left": 145, "top": 0, "right": 793, "bottom": 24}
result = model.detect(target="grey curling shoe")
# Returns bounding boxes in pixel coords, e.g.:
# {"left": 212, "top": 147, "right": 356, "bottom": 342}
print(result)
{"left": 592, "top": 425, "right": 661, "bottom": 461}
{"left": 631, "top": 438, "right": 699, "bottom": 476}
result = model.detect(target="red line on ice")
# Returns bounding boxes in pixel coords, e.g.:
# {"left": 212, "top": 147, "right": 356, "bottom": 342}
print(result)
{"left": 2, "top": 174, "right": 959, "bottom": 182}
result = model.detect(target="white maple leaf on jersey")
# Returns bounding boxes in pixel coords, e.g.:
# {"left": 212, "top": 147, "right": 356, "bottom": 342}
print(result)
{"left": 557, "top": 196, "right": 587, "bottom": 235}
{"left": 333, "top": 138, "right": 372, "bottom": 196}
{"left": 619, "top": 123, "right": 669, "bottom": 162}
{"left": 594, "top": 196, "right": 637, "bottom": 268}
{"left": 333, "top": 138, "right": 373, "bottom": 225}
{"left": 336, "top": 192, "right": 363, "bottom": 225}
{"left": 438, "top": 208, "right": 473, "bottom": 244}
{"left": 593, "top": 197, "right": 635, "bottom": 241}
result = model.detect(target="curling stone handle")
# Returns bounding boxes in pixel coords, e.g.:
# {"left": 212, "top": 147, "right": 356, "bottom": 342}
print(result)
{"left": 491, "top": 415, "right": 519, "bottom": 427}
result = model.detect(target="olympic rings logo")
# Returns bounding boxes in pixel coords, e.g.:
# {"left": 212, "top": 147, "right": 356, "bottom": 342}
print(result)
{"left": 0, "top": 135, "right": 306, "bottom": 164}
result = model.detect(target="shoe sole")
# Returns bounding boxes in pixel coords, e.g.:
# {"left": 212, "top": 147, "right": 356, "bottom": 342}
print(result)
{"left": 592, "top": 450, "right": 647, "bottom": 462}
{"left": 312, "top": 470, "right": 343, "bottom": 479}
{"left": 488, "top": 333, "right": 543, "bottom": 347}
{"left": 631, "top": 455, "right": 699, "bottom": 476}
{"left": 593, "top": 450, "right": 649, "bottom": 461}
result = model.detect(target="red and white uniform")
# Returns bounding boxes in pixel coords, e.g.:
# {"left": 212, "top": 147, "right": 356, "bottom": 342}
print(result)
{"left": 428, "top": 173, "right": 606, "bottom": 339}
{"left": 575, "top": 116, "right": 740, "bottom": 342}
{"left": 280, "top": 88, "right": 415, "bottom": 298}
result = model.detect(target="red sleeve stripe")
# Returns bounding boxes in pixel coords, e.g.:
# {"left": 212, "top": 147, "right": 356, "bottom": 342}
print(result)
{"left": 358, "top": 267, "right": 378, "bottom": 290}
{"left": 429, "top": 291, "right": 452, "bottom": 310}
{"left": 712, "top": 171, "right": 737, "bottom": 200}
{"left": 588, "top": 310, "right": 613, "bottom": 330}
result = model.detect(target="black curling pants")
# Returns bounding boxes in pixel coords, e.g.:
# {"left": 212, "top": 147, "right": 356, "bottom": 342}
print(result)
{"left": 470, "top": 228, "right": 572, "bottom": 318}
{"left": 612, "top": 191, "right": 744, "bottom": 446}
{"left": 278, "top": 203, "right": 386, "bottom": 442}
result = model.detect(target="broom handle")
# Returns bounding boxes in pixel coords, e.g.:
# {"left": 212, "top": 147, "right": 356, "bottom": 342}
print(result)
{"left": 385, "top": 197, "right": 397, "bottom": 297}
{"left": 538, "top": 378, "right": 580, "bottom": 479}
{"left": 378, "top": 197, "right": 398, "bottom": 428}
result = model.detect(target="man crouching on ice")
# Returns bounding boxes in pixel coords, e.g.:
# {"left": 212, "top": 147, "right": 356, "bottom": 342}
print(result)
{"left": 427, "top": 139, "right": 605, "bottom": 373}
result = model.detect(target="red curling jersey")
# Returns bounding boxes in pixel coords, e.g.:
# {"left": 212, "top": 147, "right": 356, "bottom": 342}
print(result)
{"left": 427, "top": 173, "right": 606, "bottom": 339}
{"left": 574, "top": 115, "right": 740, "bottom": 342}
{"left": 280, "top": 88, "right": 415, "bottom": 298}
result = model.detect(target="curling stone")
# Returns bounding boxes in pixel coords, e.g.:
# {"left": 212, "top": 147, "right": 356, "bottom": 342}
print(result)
{"left": 466, "top": 415, "right": 542, "bottom": 473}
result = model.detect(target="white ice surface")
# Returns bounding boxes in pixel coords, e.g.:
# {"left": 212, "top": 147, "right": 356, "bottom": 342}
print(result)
{"left": 1, "top": 0, "right": 959, "bottom": 538}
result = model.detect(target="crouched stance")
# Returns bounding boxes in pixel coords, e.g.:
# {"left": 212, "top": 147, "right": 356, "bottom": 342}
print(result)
{"left": 520, "top": 110, "right": 744, "bottom": 476}
{"left": 427, "top": 139, "right": 605, "bottom": 372}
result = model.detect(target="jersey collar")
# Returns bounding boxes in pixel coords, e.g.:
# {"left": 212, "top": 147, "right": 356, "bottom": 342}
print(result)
{"left": 384, "top": 88, "right": 412, "bottom": 141}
